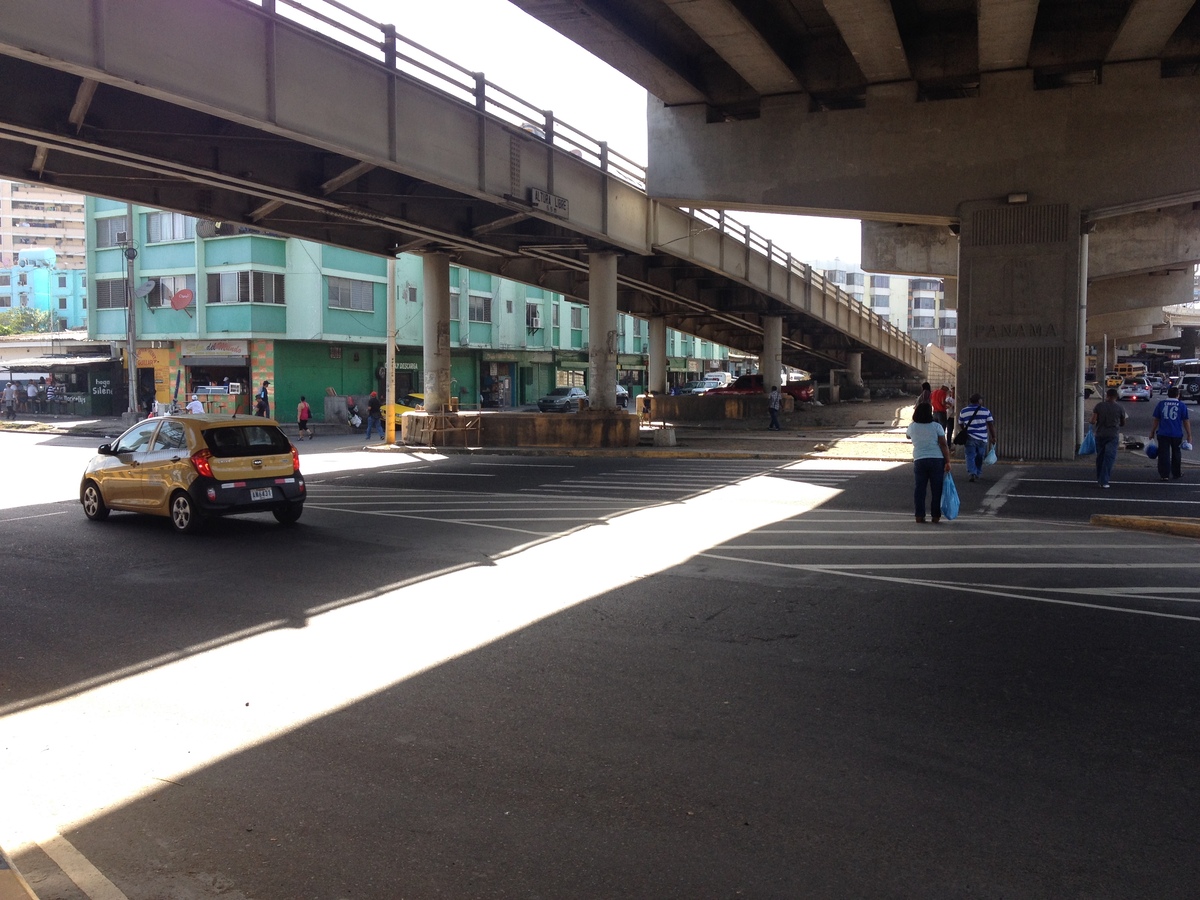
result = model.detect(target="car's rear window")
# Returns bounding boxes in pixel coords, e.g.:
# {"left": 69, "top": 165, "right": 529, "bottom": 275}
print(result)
{"left": 202, "top": 424, "right": 291, "bottom": 457}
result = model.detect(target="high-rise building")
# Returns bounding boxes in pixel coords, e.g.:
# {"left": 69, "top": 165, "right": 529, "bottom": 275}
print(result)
{"left": 0, "top": 180, "right": 87, "bottom": 269}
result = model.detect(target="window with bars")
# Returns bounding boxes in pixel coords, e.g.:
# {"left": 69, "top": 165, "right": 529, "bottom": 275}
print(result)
{"left": 149, "top": 274, "right": 197, "bottom": 308}
{"left": 57, "top": 275, "right": 67, "bottom": 288}
{"left": 327, "top": 276, "right": 374, "bottom": 311}
{"left": 95, "top": 216, "right": 129, "bottom": 248}
{"left": 58, "top": 297, "right": 67, "bottom": 310}
{"left": 525, "top": 303, "right": 543, "bottom": 328}
{"left": 207, "top": 271, "right": 286, "bottom": 304}
{"left": 570, "top": 307, "right": 582, "bottom": 329}
{"left": 146, "top": 211, "right": 197, "bottom": 243}
{"left": 468, "top": 294, "right": 492, "bottom": 323}
{"left": 95, "top": 279, "right": 127, "bottom": 309}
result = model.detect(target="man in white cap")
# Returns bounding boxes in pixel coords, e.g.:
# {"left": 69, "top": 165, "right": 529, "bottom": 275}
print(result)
{"left": 186, "top": 393, "right": 204, "bottom": 414}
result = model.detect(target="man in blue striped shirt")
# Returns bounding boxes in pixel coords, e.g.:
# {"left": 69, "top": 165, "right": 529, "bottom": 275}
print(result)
{"left": 957, "top": 394, "right": 996, "bottom": 482}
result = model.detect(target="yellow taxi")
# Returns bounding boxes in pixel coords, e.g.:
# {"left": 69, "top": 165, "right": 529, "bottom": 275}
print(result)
{"left": 391, "top": 392, "right": 424, "bottom": 423}
{"left": 79, "top": 414, "right": 305, "bottom": 533}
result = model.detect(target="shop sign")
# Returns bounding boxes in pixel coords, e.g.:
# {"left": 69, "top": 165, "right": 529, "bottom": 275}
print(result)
{"left": 92, "top": 378, "right": 113, "bottom": 396}
{"left": 136, "top": 348, "right": 171, "bottom": 367}
{"left": 181, "top": 339, "right": 248, "bottom": 357}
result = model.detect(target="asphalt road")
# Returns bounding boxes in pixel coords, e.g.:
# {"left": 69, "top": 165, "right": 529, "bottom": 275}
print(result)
{"left": 3, "top": 416, "right": 1200, "bottom": 899}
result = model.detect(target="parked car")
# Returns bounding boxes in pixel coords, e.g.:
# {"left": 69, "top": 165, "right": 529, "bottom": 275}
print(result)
{"left": 678, "top": 380, "right": 715, "bottom": 395}
{"left": 1116, "top": 377, "right": 1153, "bottom": 402}
{"left": 79, "top": 414, "right": 305, "bottom": 533}
{"left": 707, "top": 373, "right": 814, "bottom": 403}
{"left": 615, "top": 384, "right": 629, "bottom": 408}
{"left": 390, "top": 392, "right": 424, "bottom": 422}
{"left": 1177, "top": 374, "right": 1200, "bottom": 402}
{"left": 537, "top": 386, "right": 588, "bottom": 412}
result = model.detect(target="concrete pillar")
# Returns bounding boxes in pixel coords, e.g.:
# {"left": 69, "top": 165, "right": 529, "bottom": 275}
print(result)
{"left": 958, "top": 200, "right": 1083, "bottom": 460}
{"left": 761, "top": 315, "right": 782, "bottom": 393}
{"left": 847, "top": 351, "right": 863, "bottom": 389}
{"left": 421, "top": 252, "right": 451, "bottom": 411}
{"left": 647, "top": 316, "right": 668, "bottom": 393}
{"left": 1181, "top": 327, "right": 1199, "bottom": 360}
{"left": 587, "top": 251, "right": 618, "bottom": 409}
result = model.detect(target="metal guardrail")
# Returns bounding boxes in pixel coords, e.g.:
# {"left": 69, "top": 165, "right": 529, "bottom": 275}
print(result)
{"left": 250, "top": 0, "right": 915, "bottom": 355}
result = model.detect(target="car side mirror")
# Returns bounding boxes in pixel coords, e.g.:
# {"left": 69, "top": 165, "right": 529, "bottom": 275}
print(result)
{"left": 97, "top": 443, "right": 114, "bottom": 455}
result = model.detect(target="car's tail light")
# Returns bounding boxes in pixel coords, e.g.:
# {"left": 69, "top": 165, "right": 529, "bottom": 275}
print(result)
{"left": 291, "top": 445, "right": 300, "bottom": 472}
{"left": 190, "top": 448, "right": 214, "bottom": 478}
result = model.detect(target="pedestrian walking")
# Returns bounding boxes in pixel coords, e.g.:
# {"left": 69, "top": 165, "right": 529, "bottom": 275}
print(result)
{"left": 930, "top": 383, "right": 951, "bottom": 432}
{"left": 916, "top": 381, "right": 931, "bottom": 406}
{"left": 906, "top": 401, "right": 951, "bottom": 523}
{"left": 1089, "top": 387, "right": 1126, "bottom": 488}
{"left": 1149, "top": 386, "right": 1192, "bottom": 481}
{"left": 297, "top": 395, "right": 314, "bottom": 440}
{"left": 767, "top": 385, "right": 782, "bottom": 431}
{"left": 364, "top": 391, "right": 384, "bottom": 442}
{"left": 956, "top": 393, "right": 996, "bottom": 482}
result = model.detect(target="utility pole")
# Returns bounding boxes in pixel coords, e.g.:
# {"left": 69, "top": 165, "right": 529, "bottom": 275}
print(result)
{"left": 122, "top": 203, "right": 138, "bottom": 422}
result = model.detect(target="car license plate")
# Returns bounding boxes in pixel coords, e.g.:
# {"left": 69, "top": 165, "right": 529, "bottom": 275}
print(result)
{"left": 250, "top": 488, "right": 274, "bottom": 502}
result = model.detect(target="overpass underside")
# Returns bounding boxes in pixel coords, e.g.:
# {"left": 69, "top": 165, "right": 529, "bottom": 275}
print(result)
{"left": 0, "top": 1, "right": 920, "bottom": 384}
{"left": 513, "top": 0, "right": 1200, "bottom": 460}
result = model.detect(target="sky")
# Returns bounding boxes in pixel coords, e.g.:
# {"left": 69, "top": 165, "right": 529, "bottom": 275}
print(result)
{"left": 349, "top": 0, "right": 862, "bottom": 265}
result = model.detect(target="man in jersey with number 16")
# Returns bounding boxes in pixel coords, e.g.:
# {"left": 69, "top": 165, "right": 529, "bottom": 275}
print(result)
{"left": 1149, "top": 386, "right": 1193, "bottom": 482}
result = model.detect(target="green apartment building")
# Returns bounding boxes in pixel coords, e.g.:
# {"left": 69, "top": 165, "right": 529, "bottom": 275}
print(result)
{"left": 86, "top": 200, "right": 729, "bottom": 419}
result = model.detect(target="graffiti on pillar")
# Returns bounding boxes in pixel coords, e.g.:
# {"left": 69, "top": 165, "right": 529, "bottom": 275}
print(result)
{"left": 437, "top": 321, "right": 450, "bottom": 354}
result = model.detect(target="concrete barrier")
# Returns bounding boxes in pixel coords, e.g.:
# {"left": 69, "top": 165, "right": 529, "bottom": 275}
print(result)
{"left": 401, "top": 410, "right": 638, "bottom": 448}
{"left": 648, "top": 393, "right": 791, "bottom": 422}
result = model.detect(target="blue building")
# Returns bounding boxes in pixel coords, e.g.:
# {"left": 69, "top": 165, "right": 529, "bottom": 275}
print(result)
{"left": 0, "top": 249, "right": 88, "bottom": 330}
{"left": 85, "top": 200, "right": 730, "bottom": 417}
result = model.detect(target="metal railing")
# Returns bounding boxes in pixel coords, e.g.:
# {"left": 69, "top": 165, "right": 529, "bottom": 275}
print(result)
{"left": 247, "top": 0, "right": 916, "bottom": 354}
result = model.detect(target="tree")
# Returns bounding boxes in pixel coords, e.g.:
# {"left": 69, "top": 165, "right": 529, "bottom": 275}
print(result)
{"left": 0, "top": 307, "right": 53, "bottom": 335}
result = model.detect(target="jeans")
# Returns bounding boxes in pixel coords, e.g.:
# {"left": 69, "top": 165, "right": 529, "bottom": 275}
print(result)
{"left": 964, "top": 437, "right": 988, "bottom": 477}
{"left": 914, "top": 457, "right": 945, "bottom": 519}
{"left": 768, "top": 407, "right": 780, "bottom": 430}
{"left": 1095, "top": 433, "right": 1119, "bottom": 486}
{"left": 1157, "top": 435, "right": 1183, "bottom": 479}
{"left": 365, "top": 413, "right": 383, "bottom": 440}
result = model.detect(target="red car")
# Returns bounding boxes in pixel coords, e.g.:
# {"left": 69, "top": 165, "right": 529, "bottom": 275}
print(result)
{"left": 707, "top": 374, "right": 814, "bottom": 402}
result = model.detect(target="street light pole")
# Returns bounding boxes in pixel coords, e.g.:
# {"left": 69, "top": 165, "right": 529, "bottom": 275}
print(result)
{"left": 123, "top": 222, "right": 138, "bottom": 420}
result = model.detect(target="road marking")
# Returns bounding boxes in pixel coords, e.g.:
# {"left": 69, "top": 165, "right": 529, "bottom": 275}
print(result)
{"left": 40, "top": 833, "right": 128, "bottom": 900}
{"left": 699, "top": 553, "right": 1200, "bottom": 622}
{"left": 981, "top": 468, "right": 1022, "bottom": 515}
{"left": 0, "top": 511, "right": 68, "bottom": 525}
{"left": 1004, "top": 493, "right": 1200, "bottom": 505}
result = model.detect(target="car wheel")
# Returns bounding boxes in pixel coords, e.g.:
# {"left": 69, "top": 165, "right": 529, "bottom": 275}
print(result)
{"left": 273, "top": 502, "right": 303, "bottom": 526}
{"left": 81, "top": 481, "right": 109, "bottom": 521}
{"left": 169, "top": 490, "right": 204, "bottom": 534}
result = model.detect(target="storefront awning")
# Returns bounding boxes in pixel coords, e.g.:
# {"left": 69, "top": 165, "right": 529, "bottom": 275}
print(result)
{"left": 3, "top": 355, "right": 116, "bottom": 370}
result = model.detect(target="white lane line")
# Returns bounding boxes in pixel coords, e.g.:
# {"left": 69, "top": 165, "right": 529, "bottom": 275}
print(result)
{"left": 701, "top": 557, "right": 1200, "bottom": 569}
{"left": 698, "top": 553, "right": 1200, "bottom": 623}
{"left": 0, "top": 511, "right": 68, "bottom": 525}
{"left": 719, "top": 543, "right": 1137, "bottom": 550}
{"left": 468, "top": 462, "right": 575, "bottom": 468}
{"left": 981, "top": 468, "right": 1023, "bottom": 515}
{"left": 40, "top": 833, "right": 129, "bottom": 900}
{"left": 297, "top": 505, "right": 566, "bottom": 535}
{"left": 384, "top": 471, "right": 495, "bottom": 477}
{"left": 1004, "top": 493, "right": 1200, "bottom": 505}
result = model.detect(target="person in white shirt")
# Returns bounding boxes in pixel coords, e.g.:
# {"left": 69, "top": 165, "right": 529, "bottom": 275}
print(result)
{"left": 186, "top": 394, "right": 204, "bottom": 414}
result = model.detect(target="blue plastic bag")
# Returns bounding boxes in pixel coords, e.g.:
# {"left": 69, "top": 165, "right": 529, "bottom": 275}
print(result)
{"left": 1078, "top": 430, "right": 1096, "bottom": 456}
{"left": 940, "top": 472, "right": 960, "bottom": 520}
{"left": 983, "top": 444, "right": 998, "bottom": 466}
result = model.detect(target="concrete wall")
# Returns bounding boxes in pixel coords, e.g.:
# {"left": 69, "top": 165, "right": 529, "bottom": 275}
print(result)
{"left": 401, "top": 410, "right": 638, "bottom": 448}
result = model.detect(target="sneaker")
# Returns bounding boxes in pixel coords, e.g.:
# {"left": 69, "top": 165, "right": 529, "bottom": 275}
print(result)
{"left": 1102, "top": 483, "right": 1110, "bottom": 489}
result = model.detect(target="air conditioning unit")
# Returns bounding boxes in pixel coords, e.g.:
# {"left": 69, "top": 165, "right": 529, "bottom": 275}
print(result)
{"left": 529, "top": 311, "right": 543, "bottom": 329}
{"left": 114, "top": 231, "right": 128, "bottom": 244}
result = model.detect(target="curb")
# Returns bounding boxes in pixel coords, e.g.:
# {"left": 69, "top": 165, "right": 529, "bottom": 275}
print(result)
{"left": 1090, "top": 514, "right": 1200, "bottom": 539}
{"left": 0, "top": 847, "right": 37, "bottom": 900}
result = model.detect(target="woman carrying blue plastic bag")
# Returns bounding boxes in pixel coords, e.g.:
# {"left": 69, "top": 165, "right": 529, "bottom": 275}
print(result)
{"left": 905, "top": 401, "right": 952, "bottom": 523}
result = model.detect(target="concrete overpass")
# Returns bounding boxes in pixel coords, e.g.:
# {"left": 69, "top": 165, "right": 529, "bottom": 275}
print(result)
{"left": 512, "top": 0, "right": 1200, "bottom": 458}
{"left": 0, "top": 0, "right": 922, "bottom": 418}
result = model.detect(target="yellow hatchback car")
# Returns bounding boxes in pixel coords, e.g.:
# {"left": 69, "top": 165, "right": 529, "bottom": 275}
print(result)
{"left": 80, "top": 414, "right": 306, "bottom": 533}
